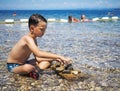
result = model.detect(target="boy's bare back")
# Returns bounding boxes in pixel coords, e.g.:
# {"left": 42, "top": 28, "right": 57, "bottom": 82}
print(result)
{"left": 7, "top": 35, "right": 36, "bottom": 64}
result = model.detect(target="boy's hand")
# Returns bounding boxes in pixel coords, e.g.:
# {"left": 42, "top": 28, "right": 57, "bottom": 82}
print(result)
{"left": 59, "top": 56, "right": 72, "bottom": 64}
{"left": 64, "top": 57, "right": 72, "bottom": 64}
{"left": 56, "top": 58, "right": 64, "bottom": 64}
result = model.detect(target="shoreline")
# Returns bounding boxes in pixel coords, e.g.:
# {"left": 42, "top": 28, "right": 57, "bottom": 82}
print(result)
{"left": 0, "top": 16, "right": 119, "bottom": 24}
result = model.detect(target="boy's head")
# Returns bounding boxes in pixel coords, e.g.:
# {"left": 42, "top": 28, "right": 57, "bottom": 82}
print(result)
{"left": 28, "top": 14, "right": 47, "bottom": 37}
{"left": 28, "top": 14, "right": 47, "bottom": 28}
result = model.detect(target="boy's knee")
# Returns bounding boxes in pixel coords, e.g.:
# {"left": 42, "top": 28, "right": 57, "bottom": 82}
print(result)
{"left": 38, "top": 61, "right": 50, "bottom": 69}
{"left": 23, "top": 64, "right": 35, "bottom": 73}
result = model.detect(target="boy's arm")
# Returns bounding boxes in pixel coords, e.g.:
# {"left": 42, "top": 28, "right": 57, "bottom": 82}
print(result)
{"left": 26, "top": 36, "right": 71, "bottom": 64}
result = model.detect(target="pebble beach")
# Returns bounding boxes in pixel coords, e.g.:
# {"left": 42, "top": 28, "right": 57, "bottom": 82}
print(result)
{"left": 0, "top": 20, "right": 120, "bottom": 91}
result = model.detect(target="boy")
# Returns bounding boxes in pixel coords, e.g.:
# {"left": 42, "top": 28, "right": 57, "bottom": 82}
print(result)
{"left": 7, "top": 14, "right": 72, "bottom": 80}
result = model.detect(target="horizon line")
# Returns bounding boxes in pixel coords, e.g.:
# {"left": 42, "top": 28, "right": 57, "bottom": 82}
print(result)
{"left": 0, "top": 8, "right": 119, "bottom": 11}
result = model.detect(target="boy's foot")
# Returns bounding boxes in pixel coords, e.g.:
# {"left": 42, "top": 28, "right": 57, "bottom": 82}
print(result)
{"left": 29, "top": 71, "right": 39, "bottom": 80}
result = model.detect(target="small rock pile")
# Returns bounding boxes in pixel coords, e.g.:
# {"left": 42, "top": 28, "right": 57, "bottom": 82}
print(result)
{"left": 51, "top": 61, "right": 88, "bottom": 80}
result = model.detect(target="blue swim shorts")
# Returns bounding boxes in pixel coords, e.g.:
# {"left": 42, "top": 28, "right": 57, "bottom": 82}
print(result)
{"left": 7, "top": 63, "right": 21, "bottom": 72}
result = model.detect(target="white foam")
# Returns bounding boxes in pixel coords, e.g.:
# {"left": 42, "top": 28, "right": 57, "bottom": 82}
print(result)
{"left": 1, "top": 16, "right": 119, "bottom": 24}
{"left": 20, "top": 19, "right": 28, "bottom": 22}
{"left": 60, "top": 19, "right": 68, "bottom": 22}
{"left": 102, "top": 17, "right": 109, "bottom": 20}
{"left": 47, "top": 18, "right": 56, "bottom": 22}
{"left": 92, "top": 18, "right": 99, "bottom": 21}
{"left": 111, "top": 16, "right": 119, "bottom": 20}
{"left": 5, "top": 19, "right": 14, "bottom": 23}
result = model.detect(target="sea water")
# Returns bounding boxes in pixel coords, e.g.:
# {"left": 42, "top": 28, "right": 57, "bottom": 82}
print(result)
{"left": 0, "top": 9, "right": 120, "bottom": 89}
{"left": 0, "top": 9, "right": 120, "bottom": 21}
{"left": 0, "top": 9, "right": 120, "bottom": 69}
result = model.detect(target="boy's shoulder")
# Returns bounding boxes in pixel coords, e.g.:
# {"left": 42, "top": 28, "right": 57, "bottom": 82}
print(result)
{"left": 22, "top": 34, "right": 33, "bottom": 40}
{"left": 18, "top": 35, "right": 34, "bottom": 45}
{"left": 21, "top": 34, "right": 36, "bottom": 44}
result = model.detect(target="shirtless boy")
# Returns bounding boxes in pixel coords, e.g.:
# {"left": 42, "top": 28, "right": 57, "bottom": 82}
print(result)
{"left": 7, "top": 14, "right": 72, "bottom": 80}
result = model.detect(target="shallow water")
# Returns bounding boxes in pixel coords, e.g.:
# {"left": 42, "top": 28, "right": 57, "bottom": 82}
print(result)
{"left": 0, "top": 21, "right": 120, "bottom": 68}
{"left": 0, "top": 21, "right": 120, "bottom": 90}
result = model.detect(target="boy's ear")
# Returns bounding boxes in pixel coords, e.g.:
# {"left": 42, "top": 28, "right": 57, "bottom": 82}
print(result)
{"left": 30, "top": 25, "right": 34, "bottom": 32}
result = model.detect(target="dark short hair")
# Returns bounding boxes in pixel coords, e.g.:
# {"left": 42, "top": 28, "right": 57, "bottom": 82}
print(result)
{"left": 28, "top": 14, "right": 47, "bottom": 28}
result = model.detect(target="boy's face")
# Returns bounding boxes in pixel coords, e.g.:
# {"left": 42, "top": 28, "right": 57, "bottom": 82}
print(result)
{"left": 30, "top": 21, "right": 47, "bottom": 37}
